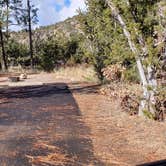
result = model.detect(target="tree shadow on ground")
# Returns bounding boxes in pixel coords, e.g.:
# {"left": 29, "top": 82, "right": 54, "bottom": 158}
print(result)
{"left": 0, "top": 83, "right": 104, "bottom": 166}
{"left": 68, "top": 82, "right": 101, "bottom": 94}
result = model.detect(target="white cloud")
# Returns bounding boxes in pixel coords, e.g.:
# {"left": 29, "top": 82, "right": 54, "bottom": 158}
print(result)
{"left": 59, "top": 0, "right": 86, "bottom": 21}
{"left": 37, "top": 0, "right": 60, "bottom": 26}
{"left": 35, "top": 0, "right": 86, "bottom": 26}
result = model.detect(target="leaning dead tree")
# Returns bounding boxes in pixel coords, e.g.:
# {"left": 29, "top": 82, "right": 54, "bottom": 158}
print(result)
{"left": 105, "top": 0, "right": 165, "bottom": 118}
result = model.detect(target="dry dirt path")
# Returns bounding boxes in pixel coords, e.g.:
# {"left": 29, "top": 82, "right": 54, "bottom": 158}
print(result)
{"left": 0, "top": 73, "right": 166, "bottom": 166}
{"left": 0, "top": 83, "right": 104, "bottom": 166}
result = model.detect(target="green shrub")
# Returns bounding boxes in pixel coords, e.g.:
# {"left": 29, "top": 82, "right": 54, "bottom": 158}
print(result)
{"left": 6, "top": 39, "right": 29, "bottom": 66}
{"left": 38, "top": 35, "right": 84, "bottom": 71}
{"left": 123, "top": 67, "right": 140, "bottom": 83}
{"left": 39, "top": 39, "right": 61, "bottom": 72}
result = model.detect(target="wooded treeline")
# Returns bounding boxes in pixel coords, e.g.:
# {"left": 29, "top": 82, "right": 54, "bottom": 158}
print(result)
{"left": 0, "top": 0, "right": 37, "bottom": 71}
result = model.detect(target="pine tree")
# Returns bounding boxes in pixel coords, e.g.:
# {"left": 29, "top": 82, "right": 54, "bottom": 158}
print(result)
{"left": 0, "top": 0, "right": 23, "bottom": 71}
{"left": 0, "top": 2, "right": 8, "bottom": 70}
{"left": 27, "top": 0, "right": 33, "bottom": 69}
{"left": 14, "top": 0, "right": 38, "bottom": 69}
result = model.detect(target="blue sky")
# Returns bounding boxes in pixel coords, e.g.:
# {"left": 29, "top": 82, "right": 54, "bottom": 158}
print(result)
{"left": 55, "top": 0, "right": 70, "bottom": 12}
{"left": 33, "top": 0, "right": 86, "bottom": 26}
{"left": 11, "top": 0, "right": 86, "bottom": 30}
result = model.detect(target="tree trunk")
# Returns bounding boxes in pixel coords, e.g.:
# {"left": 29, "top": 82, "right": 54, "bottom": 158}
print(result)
{"left": 6, "top": 0, "right": 9, "bottom": 40}
{"left": 27, "top": 0, "right": 34, "bottom": 69}
{"left": 105, "top": 0, "right": 156, "bottom": 117}
{"left": 5, "top": 0, "right": 9, "bottom": 66}
{"left": 0, "top": 26, "right": 8, "bottom": 71}
{"left": 147, "top": 66, "right": 157, "bottom": 113}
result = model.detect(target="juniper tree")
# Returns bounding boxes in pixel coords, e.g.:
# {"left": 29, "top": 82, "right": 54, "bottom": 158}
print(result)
{"left": 78, "top": 0, "right": 132, "bottom": 80}
{"left": 79, "top": 0, "right": 166, "bottom": 117}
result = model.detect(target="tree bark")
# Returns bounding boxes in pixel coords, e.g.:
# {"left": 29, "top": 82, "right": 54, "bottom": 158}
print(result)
{"left": 5, "top": 0, "right": 9, "bottom": 66}
{"left": 0, "top": 26, "right": 8, "bottom": 71}
{"left": 6, "top": 0, "right": 9, "bottom": 40}
{"left": 27, "top": 0, "right": 34, "bottom": 69}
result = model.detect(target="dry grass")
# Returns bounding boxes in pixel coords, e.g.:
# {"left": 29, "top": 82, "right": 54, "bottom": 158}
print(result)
{"left": 6, "top": 65, "right": 99, "bottom": 83}
{"left": 8, "top": 66, "right": 40, "bottom": 75}
{"left": 53, "top": 65, "right": 99, "bottom": 83}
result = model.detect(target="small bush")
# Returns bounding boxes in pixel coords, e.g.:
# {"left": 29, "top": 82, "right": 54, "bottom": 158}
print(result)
{"left": 6, "top": 39, "right": 29, "bottom": 66}
{"left": 39, "top": 39, "right": 62, "bottom": 72}
{"left": 123, "top": 67, "right": 140, "bottom": 83}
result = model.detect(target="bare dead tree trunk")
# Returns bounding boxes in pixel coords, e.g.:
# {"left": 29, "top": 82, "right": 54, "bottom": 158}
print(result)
{"left": 27, "top": 0, "right": 34, "bottom": 69}
{"left": 147, "top": 66, "right": 157, "bottom": 115}
{"left": 105, "top": 0, "right": 157, "bottom": 117}
{"left": 135, "top": 32, "right": 157, "bottom": 116}
{"left": 0, "top": 26, "right": 8, "bottom": 71}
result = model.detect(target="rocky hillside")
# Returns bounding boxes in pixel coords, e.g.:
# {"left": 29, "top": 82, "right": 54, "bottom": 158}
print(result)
{"left": 10, "top": 15, "right": 82, "bottom": 44}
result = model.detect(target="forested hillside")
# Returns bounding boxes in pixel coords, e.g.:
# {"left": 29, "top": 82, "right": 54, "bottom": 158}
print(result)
{"left": 10, "top": 16, "right": 81, "bottom": 44}
{"left": 5, "top": 15, "right": 85, "bottom": 71}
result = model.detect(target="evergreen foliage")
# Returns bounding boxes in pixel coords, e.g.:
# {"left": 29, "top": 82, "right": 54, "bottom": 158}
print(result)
{"left": 6, "top": 39, "right": 29, "bottom": 66}
{"left": 78, "top": 0, "right": 134, "bottom": 80}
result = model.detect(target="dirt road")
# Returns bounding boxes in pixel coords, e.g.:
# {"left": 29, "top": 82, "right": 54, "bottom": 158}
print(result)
{"left": 0, "top": 83, "right": 105, "bottom": 166}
